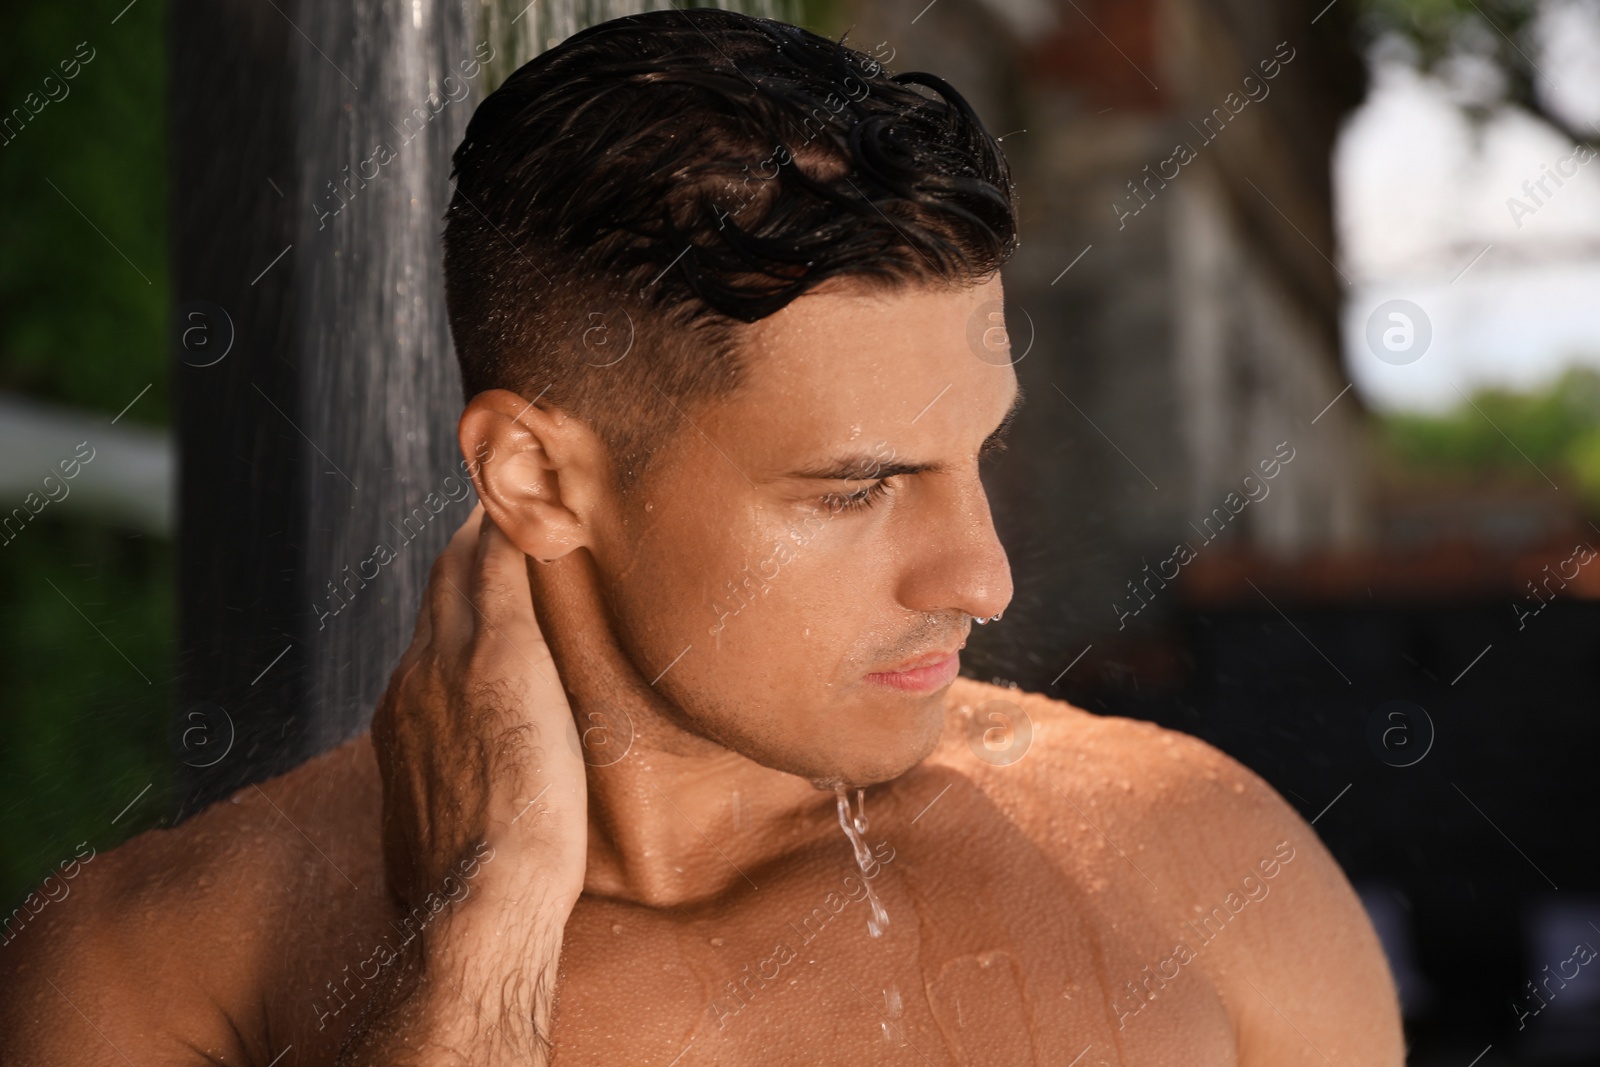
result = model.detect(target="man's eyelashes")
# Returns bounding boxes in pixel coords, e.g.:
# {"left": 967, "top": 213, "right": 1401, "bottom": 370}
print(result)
{"left": 820, "top": 477, "right": 894, "bottom": 513}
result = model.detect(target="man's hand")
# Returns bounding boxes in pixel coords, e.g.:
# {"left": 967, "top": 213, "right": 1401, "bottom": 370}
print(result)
{"left": 342, "top": 507, "right": 587, "bottom": 1066}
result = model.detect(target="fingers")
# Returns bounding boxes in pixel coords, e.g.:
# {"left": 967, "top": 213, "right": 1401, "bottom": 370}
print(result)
{"left": 470, "top": 515, "right": 533, "bottom": 623}
{"left": 415, "top": 505, "right": 560, "bottom": 703}
{"left": 470, "top": 517, "right": 560, "bottom": 687}
{"left": 425, "top": 503, "right": 487, "bottom": 657}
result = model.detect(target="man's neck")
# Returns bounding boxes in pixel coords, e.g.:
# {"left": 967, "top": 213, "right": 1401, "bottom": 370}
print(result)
{"left": 527, "top": 551, "right": 846, "bottom": 908}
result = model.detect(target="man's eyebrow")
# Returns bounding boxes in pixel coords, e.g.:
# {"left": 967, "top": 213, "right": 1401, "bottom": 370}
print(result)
{"left": 786, "top": 457, "right": 942, "bottom": 481}
{"left": 785, "top": 388, "right": 1026, "bottom": 482}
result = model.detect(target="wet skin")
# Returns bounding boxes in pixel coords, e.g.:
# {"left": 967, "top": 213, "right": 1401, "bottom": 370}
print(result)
{"left": 0, "top": 276, "right": 1405, "bottom": 1065}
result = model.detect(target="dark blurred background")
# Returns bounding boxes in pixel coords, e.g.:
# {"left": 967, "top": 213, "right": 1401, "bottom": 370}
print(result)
{"left": 3, "top": 0, "right": 1598, "bottom": 1063}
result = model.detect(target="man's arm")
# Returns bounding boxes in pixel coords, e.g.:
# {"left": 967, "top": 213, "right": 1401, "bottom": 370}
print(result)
{"left": 1116, "top": 725, "right": 1407, "bottom": 1066}
{"left": 993, "top": 687, "right": 1406, "bottom": 1066}
{"left": 0, "top": 839, "right": 253, "bottom": 1066}
{"left": 336, "top": 509, "right": 588, "bottom": 1066}
{"left": 1203, "top": 775, "right": 1407, "bottom": 1067}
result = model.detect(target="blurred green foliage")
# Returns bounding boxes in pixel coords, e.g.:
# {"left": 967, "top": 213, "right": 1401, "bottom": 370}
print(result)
{"left": 0, "top": 523, "right": 173, "bottom": 905}
{"left": 0, "top": 0, "right": 172, "bottom": 908}
{"left": 1358, "top": 0, "right": 1539, "bottom": 64}
{"left": 0, "top": 1, "right": 170, "bottom": 423}
{"left": 1354, "top": 0, "right": 1579, "bottom": 139}
{"left": 1378, "top": 367, "right": 1600, "bottom": 509}
{"left": 796, "top": 0, "right": 851, "bottom": 38}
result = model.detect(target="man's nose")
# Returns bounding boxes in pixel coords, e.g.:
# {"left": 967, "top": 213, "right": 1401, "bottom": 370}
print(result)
{"left": 893, "top": 474, "right": 1013, "bottom": 622}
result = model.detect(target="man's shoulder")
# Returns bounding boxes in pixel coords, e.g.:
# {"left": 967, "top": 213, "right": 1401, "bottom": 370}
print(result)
{"left": 936, "top": 676, "right": 1253, "bottom": 807}
{"left": 96, "top": 730, "right": 382, "bottom": 929}
{"left": 931, "top": 676, "right": 1329, "bottom": 928}
{"left": 0, "top": 733, "right": 385, "bottom": 1062}
{"left": 934, "top": 677, "right": 1405, "bottom": 1064}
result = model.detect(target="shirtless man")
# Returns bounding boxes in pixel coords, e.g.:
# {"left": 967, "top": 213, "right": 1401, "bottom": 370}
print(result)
{"left": 0, "top": 9, "right": 1404, "bottom": 1065}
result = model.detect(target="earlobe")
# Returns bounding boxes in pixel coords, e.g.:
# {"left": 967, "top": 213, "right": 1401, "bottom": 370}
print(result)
{"left": 457, "top": 388, "right": 599, "bottom": 563}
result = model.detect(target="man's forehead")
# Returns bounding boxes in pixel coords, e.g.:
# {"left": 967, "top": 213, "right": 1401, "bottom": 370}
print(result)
{"left": 723, "top": 275, "right": 1010, "bottom": 443}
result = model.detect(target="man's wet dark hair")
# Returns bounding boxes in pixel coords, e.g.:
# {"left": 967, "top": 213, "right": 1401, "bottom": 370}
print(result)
{"left": 442, "top": 7, "right": 1018, "bottom": 486}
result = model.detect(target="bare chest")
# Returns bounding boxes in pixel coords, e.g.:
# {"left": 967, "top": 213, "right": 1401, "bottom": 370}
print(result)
{"left": 547, "top": 830, "right": 1239, "bottom": 1067}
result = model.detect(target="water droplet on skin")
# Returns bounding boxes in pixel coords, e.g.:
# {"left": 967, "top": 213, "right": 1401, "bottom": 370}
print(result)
{"left": 880, "top": 985, "right": 905, "bottom": 1043}
{"left": 612, "top": 923, "right": 623, "bottom": 935}
{"left": 833, "top": 784, "right": 889, "bottom": 938}
{"left": 710, "top": 937, "right": 725, "bottom": 947}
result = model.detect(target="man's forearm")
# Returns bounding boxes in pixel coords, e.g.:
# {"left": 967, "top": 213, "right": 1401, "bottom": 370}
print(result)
{"left": 335, "top": 890, "right": 568, "bottom": 1067}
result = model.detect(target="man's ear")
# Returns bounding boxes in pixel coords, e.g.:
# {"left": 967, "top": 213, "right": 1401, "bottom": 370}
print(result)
{"left": 458, "top": 388, "right": 606, "bottom": 563}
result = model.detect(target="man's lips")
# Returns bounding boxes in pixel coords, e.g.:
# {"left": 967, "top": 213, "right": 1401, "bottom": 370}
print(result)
{"left": 864, "top": 648, "right": 962, "bottom": 693}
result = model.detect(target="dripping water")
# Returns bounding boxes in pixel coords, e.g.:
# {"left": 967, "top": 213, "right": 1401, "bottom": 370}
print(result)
{"left": 833, "top": 783, "right": 889, "bottom": 938}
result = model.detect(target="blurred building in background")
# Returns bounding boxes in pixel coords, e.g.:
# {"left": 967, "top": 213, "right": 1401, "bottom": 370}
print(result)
{"left": 842, "top": 0, "right": 1370, "bottom": 678}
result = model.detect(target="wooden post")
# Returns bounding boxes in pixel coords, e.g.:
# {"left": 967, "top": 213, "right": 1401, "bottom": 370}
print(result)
{"left": 170, "top": 0, "right": 481, "bottom": 815}
{"left": 170, "top": 0, "right": 796, "bottom": 815}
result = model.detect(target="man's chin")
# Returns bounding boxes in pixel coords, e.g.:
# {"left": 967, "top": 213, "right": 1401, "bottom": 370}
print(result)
{"left": 777, "top": 693, "right": 948, "bottom": 788}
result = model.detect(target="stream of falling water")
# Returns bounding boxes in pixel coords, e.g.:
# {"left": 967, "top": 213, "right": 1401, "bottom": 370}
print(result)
{"left": 834, "top": 784, "right": 889, "bottom": 938}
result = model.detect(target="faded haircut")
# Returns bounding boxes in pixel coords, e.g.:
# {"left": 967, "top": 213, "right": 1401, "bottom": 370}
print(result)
{"left": 442, "top": 6, "right": 1017, "bottom": 487}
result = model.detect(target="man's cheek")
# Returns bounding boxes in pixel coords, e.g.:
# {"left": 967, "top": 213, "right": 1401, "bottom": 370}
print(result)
{"left": 702, "top": 576, "right": 844, "bottom": 690}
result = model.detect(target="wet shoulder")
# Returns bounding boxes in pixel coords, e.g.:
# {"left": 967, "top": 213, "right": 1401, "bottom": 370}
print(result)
{"left": 932, "top": 675, "right": 1249, "bottom": 797}
{"left": 921, "top": 681, "right": 1402, "bottom": 1063}
{"left": 0, "top": 733, "right": 386, "bottom": 1063}
{"left": 930, "top": 677, "right": 1308, "bottom": 906}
